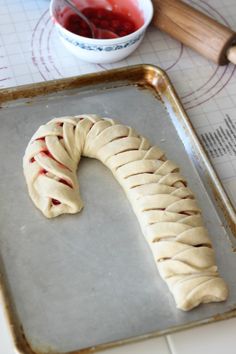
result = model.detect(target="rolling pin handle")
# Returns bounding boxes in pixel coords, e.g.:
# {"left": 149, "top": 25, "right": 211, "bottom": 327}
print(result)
{"left": 152, "top": 0, "right": 236, "bottom": 65}
{"left": 227, "top": 46, "right": 236, "bottom": 65}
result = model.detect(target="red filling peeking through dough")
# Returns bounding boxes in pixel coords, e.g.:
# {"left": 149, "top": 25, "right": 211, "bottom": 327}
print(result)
{"left": 52, "top": 199, "right": 61, "bottom": 205}
{"left": 30, "top": 125, "right": 81, "bottom": 206}
{"left": 52, "top": 179, "right": 73, "bottom": 206}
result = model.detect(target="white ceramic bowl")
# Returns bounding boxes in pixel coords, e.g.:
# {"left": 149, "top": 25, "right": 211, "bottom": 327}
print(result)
{"left": 50, "top": 0, "right": 153, "bottom": 64}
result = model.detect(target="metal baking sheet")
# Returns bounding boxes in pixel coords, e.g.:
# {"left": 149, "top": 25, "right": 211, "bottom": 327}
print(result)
{"left": 0, "top": 65, "right": 236, "bottom": 354}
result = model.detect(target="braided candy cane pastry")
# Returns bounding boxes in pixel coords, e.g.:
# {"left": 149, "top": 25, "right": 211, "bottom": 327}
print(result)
{"left": 23, "top": 115, "right": 228, "bottom": 311}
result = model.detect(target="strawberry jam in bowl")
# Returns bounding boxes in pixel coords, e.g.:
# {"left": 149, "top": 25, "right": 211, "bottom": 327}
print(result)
{"left": 65, "top": 7, "right": 137, "bottom": 39}
{"left": 50, "top": 0, "right": 153, "bottom": 63}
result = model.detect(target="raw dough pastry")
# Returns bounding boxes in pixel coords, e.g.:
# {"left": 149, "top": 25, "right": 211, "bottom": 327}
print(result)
{"left": 23, "top": 115, "right": 228, "bottom": 311}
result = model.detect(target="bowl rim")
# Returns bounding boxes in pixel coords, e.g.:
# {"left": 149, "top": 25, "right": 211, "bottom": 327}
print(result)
{"left": 49, "top": 0, "right": 153, "bottom": 44}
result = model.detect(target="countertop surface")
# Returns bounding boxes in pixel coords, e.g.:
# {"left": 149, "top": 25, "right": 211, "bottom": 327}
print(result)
{"left": 1, "top": 0, "right": 236, "bottom": 353}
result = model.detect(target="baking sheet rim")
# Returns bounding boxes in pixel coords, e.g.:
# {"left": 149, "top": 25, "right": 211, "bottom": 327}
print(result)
{"left": 0, "top": 64, "right": 235, "bottom": 354}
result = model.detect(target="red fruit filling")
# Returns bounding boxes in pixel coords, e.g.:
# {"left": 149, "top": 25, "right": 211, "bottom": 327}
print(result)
{"left": 41, "top": 150, "right": 53, "bottom": 158}
{"left": 64, "top": 7, "right": 137, "bottom": 39}
{"left": 51, "top": 179, "right": 72, "bottom": 206}
{"left": 52, "top": 199, "right": 61, "bottom": 205}
{"left": 58, "top": 178, "right": 72, "bottom": 188}
{"left": 30, "top": 157, "right": 35, "bottom": 163}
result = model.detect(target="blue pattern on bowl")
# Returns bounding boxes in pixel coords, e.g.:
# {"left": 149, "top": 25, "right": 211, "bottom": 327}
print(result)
{"left": 59, "top": 29, "right": 144, "bottom": 52}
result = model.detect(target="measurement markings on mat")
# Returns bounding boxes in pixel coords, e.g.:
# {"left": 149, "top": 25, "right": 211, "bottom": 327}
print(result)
{"left": 201, "top": 115, "right": 236, "bottom": 158}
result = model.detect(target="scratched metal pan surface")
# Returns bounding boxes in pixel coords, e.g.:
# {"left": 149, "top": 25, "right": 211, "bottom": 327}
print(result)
{"left": 0, "top": 65, "right": 236, "bottom": 354}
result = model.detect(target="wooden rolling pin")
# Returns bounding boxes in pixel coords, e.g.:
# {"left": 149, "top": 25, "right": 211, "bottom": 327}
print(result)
{"left": 152, "top": 0, "right": 236, "bottom": 65}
